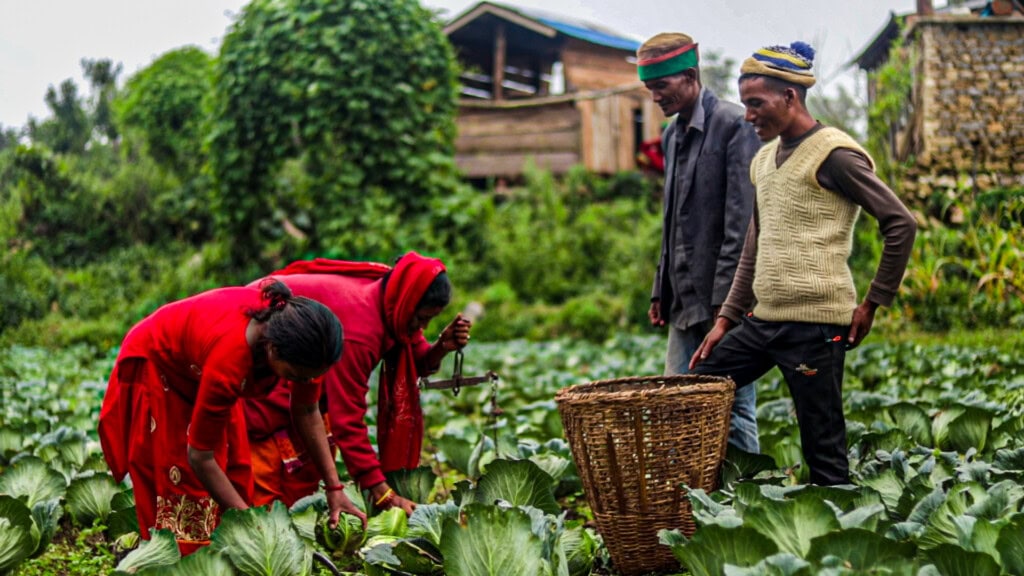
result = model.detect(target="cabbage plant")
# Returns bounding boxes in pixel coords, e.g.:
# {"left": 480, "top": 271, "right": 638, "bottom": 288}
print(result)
{"left": 0, "top": 495, "right": 40, "bottom": 574}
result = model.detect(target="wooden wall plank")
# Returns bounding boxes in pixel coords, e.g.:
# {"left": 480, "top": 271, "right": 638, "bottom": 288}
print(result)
{"left": 457, "top": 104, "right": 579, "bottom": 137}
{"left": 455, "top": 151, "right": 581, "bottom": 178}
{"left": 456, "top": 130, "right": 579, "bottom": 154}
{"left": 578, "top": 98, "right": 595, "bottom": 170}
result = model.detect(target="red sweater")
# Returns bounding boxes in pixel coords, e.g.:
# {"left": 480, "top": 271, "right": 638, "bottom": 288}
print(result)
{"left": 244, "top": 274, "right": 435, "bottom": 489}
{"left": 109, "top": 287, "right": 321, "bottom": 455}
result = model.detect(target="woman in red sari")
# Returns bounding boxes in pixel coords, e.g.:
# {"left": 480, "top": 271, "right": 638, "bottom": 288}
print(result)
{"left": 245, "top": 252, "right": 471, "bottom": 515}
{"left": 98, "top": 280, "right": 364, "bottom": 555}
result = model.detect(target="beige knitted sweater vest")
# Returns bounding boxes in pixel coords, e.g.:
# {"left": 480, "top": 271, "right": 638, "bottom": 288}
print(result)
{"left": 750, "top": 127, "right": 872, "bottom": 325}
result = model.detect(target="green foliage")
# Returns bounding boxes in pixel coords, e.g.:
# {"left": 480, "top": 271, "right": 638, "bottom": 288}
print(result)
{"left": 866, "top": 24, "right": 914, "bottom": 187}
{"left": 1, "top": 242, "right": 232, "bottom": 348}
{"left": 894, "top": 189, "right": 1024, "bottom": 331}
{"left": 115, "top": 47, "right": 211, "bottom": 178}
{"left": 470, "top": 164, "right": 660, "bottom": 340}
{"left": 28, "top": 79, "right": 90, "bottom": 154}
{"left": 211, "top": 502, "right": 312, "bottom": 576}
{"left": 207, "top": 0, "right": 461, "bottom": 265}
{"left": 0, "top": 494, "right": 40, "bottom": 573}
{"left": 0, "top": 251, "right": 57, "bottom": 334}
{"left": 81, "top": 59, "right": 122, "bottom": 144}
{"left": 5, "top": 146, "right": 124, "bottom": 267}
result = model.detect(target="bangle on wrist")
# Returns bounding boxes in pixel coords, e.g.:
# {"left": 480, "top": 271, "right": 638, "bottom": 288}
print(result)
{"left": 324, "top": 483, "right": 345, "bottom": 493}
{"left": 374, "top": 488, "right": 395, "bottom": 506}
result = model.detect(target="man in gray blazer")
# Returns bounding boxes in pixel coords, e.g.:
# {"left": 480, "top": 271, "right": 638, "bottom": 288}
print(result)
{"left": 638, "top": 32, "right": 761, "bottom": 453}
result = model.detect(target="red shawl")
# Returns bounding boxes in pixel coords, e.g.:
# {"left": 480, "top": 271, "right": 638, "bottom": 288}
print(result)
{"left": 273, "top": 253, "right": 446, "bottom": 472}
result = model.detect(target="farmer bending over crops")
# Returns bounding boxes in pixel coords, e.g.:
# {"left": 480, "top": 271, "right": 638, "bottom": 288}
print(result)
{"left": 98, "top": 280, "right": 363, "bottom": 555}
{"left": 244, "top": 252, "right": 472, "bottom": 515}
{"left": 690, "top": 42, "right": 917, "bottom": 485}
{"left": 638, "top": 32, "right": 761, "bottom": 453}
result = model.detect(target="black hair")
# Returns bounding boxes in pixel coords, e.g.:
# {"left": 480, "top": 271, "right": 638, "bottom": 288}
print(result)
{"left": 416, "top": 272, "right": 451, "bottom": 310}
{"left": 248, "top": 279, "right": 343, "bottom": 368}
{"left": 738, "top": 73, "right": 808, "bottom": 104}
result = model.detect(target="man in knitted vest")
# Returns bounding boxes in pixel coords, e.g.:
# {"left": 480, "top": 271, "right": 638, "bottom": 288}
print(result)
{"left": 638, "top": 32, "right": 762, "bottom": 454}
{"left": 689, "top": 42, "right": 917, "bottom": 485}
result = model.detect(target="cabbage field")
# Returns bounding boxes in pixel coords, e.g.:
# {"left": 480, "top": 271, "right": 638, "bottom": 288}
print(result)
{"left": 1, "top": 334, "right": 1023, "bottom": 575}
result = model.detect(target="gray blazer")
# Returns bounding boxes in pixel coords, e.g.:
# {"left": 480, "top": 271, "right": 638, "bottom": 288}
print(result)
{"left": 652, "top": 88, "right": 760, "bottom": 329}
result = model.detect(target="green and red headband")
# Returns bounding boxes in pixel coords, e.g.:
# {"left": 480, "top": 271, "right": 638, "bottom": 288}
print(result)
{"left": 637, "top": 43, "right": 699, "bottom": 81}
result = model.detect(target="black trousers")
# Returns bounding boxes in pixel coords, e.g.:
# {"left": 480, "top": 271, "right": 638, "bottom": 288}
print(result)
{"left": 694, "top": 315, "right": 850, "bottom": 485}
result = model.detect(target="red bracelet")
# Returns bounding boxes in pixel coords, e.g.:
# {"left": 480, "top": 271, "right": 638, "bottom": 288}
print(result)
{"left": 324, "top": 483, "right": 345, "bottom": 492}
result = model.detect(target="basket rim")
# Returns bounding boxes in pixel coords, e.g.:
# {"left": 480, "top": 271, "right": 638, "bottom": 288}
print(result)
{"left": 555, "top": 374, "right": 735, "bottom": 404}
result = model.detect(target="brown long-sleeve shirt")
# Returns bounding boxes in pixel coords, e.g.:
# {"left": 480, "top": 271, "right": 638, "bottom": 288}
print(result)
{"left": 720, "top": 124, "right": 917, "bottom": 324}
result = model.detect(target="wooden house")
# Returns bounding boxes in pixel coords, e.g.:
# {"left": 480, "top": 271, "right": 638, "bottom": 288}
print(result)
{"left": 853, "top": 0, "right": 1024, "bottom": 197}
{"left": 444, "top": 1, "right": 662, "bottom": 179}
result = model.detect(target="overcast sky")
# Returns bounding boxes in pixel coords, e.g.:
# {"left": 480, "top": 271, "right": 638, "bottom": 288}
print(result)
{"left": 0, "top": 0, "right": 920, "bottom": 130}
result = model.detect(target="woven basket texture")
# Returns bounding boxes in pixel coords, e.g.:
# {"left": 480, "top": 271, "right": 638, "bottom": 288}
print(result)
{"left": 555, "top": 375, "right": 735, "bottom": 575}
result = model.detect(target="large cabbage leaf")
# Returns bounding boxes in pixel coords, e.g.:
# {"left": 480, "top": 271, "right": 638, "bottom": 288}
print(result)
{"left": 889, "top": 402, "right": 934, "bottom": 447}
{"left": 0, "top": 429, "right": 25, "bottom": 465}
{"left": 408, "top": 502, "right": 459, "bottom": 547}
{"left": 660, "top": 524, "right": 778, "bottom": 576}
{"left": 0, "top": 495, "right": 40, "bottom": 574}
{"left": 30, "top": 499, "right": 62, "bottom": 558}
{"left": 805, "top": 528, "right": 917, "bottom": 571}
{"left": 142, "top": 547, "right": 238, "bottom": 576}
{"left": 553, "top": 526, "right": 595, "bottom": 576}
{"left": 366, "top": 507, "right": 408, "bottom": 540}
{"left": 0, "top": 455, "right": 67, "bottom": 507}
{"left": 742, "top": 495, "right": 840, "bottom": 557}
{"left": 113, "top": 528, "right": 181, "bottom": 574}
{"left": 440, "top": 503, "right": 549, "bottom": 576}
{"left": 473, "top": 459, "right": 559, "bottom": 514}
{"left": 385, "top": 466, "right": 437, "bottom": 505}
{"left": 362, "top": 536, "right": 442, "bottom": 575}
{"left": 722, "top": 552, "right": 811, "bottom": 576}
{"left": 66, "top": 471, "right": 120, "bottom": 526}
{"left": 211, "top": 501, "right": 312, "bottom": 576}
{"left": 108, "top": 489, "right": 139, "bottom": 539}
{"left": 996, "top": 513, "right": 1024, "bottom": 575}
{"left": 924, "top": 543, "right": 1000, "bottom": 576}
{"left": 933, "top": 406, "right": 992, "bottom": 453}
{"left": 36, "top": 426, "right": 90, "bottom": 469}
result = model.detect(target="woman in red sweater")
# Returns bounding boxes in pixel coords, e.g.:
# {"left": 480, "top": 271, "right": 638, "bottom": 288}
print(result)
{"left": 98, "top": 280, "right": 364, "bottom": 554}
{"left": 245, "top": 252, "right": 471, "bottom": 515}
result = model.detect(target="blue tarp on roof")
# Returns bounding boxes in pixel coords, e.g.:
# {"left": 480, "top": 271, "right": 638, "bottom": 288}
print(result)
{"left": 491, "top": 3, "right": 640, "bottom": 52}
{"left": 535, "top": 17, "right": 640, "bottom": 52}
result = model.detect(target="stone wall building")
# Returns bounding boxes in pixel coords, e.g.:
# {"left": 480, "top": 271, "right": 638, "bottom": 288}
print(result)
{"left": 854, "top": 0, "right": 1024, "bottom": 200}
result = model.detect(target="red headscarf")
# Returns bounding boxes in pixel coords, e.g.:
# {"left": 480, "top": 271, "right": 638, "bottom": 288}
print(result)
{"left": 272, "top": 252, "right": 446, "bottom": 472}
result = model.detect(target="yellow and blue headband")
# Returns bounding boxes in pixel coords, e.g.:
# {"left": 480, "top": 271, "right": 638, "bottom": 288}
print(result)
{"left": 637, "top": 43, "right": 700, "bottom": 81}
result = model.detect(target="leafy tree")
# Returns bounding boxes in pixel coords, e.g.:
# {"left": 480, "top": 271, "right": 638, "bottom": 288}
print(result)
{"left": 81, "top": 58, "right": 123, "bottom": 143}
{"left": 809, "top": 82, "right": 865, "bottom": 141}
{"left": 28, "top": 79, "right": 90, "bottom": 154}
{"left": 115, "top": 47, "right": 212, "bottom": 177}
{"left": 207, "top": 0, "right": 462, "bottom": 265}
{"left": 0, "top": 126, "right": 18, "bottom": 152}
{"left": 701, "top": 49, "right": 737, "bottom": 99}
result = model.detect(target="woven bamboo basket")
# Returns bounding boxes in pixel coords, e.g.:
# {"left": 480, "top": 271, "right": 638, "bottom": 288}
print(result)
{"left": 555, "top": 375, "right": 735, "bottom": 575}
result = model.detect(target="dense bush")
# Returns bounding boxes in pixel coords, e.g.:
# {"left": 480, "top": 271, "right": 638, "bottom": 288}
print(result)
{"left": 207, "top": 0, "right": 462, "bottom": 266}
{"left": 0, "top": 251, "right": 57, "bottom": 334}
{"left": 890, "top": 188, "right": 1024, "bottom": 331}
{"left": 115, "top": 46, "right": 212, "bottom": 179}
